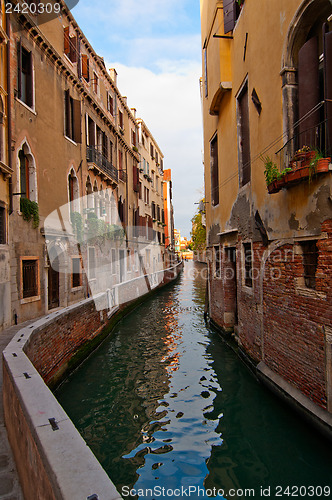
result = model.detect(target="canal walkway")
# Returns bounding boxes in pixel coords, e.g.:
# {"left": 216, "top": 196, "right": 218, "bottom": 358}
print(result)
{"left": 0, "top": 321, "right": 32, "bottom": 499}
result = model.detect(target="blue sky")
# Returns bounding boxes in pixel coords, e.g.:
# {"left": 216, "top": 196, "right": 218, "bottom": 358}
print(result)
{"left": 71, "top": 0, "right": 203, "bottom": 238}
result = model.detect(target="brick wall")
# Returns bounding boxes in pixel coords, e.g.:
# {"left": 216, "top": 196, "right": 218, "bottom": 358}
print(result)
{"left": 208, "top": 221, "right": 331, "bottom": 410}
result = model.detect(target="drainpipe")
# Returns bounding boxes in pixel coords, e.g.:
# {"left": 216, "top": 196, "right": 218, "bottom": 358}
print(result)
{"left": 6, "top": 12, "right": 13, "bottom": 214}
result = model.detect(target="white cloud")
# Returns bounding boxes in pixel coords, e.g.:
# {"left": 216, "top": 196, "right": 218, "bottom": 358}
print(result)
{"left": 109, "top": 61, "right": 204, "bottom": 237}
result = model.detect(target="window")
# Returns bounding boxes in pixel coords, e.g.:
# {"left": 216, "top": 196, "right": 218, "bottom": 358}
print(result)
{"left": 17, "top": 43, "right": 33, "bottom": 108}
{"left": 139, "top": 181, "right": 142, "bottom": 199}
{"left": 119, "top": 110, "right": 123, "bottom": 129}
{"left": 203, "top": 42, "right": 208, "bottom": 98}
{"left": 111, "top": 248, "right": 116, "bottom": 275}
{"left": 0, "top": 205, "right": 6, "bottom": 244}
{"left": 19, "top": 149, "right": 29, "bottom": 199}
{"left": 301, "top": 241, "right": 318, "bottom": 289}
{"left": 243, "top": 243, "right": 252, "bottom": 287}
{"left": 150, "top": 143, "right": 154, "bottom": 158}
{"left": 72, "top": 257, "right": 82, "bottom": 288}
{"left": 64, "top": 27, "right": 77, "bottom": 63}
{"left": 81, "top": 54, "right": 89, "bottom": 82}
{"left": 155, "top": 151, "right": 159, "bottom": 164}
{"left": 93, "top": 72, "right": 98, "bottom": 94}
{"left": 88, "top": 247, "right": 96, "bottom": 280}
{"left": 210, "top": 134, "right": 219, "bottom": 206}
{"left": 22, "top": 258, "right": 39, "bottom": 299}
{"left": 132, "top": 129, "right": 136, "bottom": 146}
{"left": 108, "top": 94, "right": 114, "bottom": 115}
{"left": 64, "top": 90, "right": 81, "bottom": 143}
{"left": 237, "top": 82, "right": 251, "bottom": 187}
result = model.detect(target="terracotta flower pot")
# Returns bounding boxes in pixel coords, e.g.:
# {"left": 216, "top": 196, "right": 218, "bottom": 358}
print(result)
{"left": 315, "top": 158, "right": 331, "bottom": 173}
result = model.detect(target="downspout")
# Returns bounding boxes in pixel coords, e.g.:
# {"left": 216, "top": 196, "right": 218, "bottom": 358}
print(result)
{"left": 6, "top": 12, "right": 13, "bottom": 214}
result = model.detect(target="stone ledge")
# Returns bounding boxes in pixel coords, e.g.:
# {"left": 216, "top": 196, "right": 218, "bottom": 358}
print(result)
{"left": 257, "top": 361, "right": 332, "bottom": 441}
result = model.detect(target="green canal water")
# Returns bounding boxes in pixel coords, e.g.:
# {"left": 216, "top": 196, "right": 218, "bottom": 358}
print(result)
{"left": 56, "top": 262, "right": 332, "bottom": 499}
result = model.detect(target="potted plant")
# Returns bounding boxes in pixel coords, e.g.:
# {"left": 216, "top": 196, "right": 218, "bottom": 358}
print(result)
{"left": 262, "top": 155, "right": 280, "bottom": 193}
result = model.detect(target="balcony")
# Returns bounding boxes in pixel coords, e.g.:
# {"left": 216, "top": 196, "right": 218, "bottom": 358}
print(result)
{"left": 86, "top": 146, "right": 118, "bottom": 184}
{"left": 267, "top": 117, "right": 331, "bottom": 193}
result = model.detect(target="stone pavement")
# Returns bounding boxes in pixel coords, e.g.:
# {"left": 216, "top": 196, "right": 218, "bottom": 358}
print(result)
{"left": 0, "top": 321, "right": 35, "bottom": 500}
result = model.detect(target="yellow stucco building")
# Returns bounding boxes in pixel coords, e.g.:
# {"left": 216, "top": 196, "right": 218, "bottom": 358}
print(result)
{"left": 0, "top": 1, "right": 11, "bottom": 330}
{"left": 201, "top": 0, "right": 332, "bottom": 423}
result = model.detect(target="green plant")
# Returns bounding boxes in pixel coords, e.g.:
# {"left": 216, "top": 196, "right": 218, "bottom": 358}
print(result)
{"left": 308, "top": 150, "right": 324, "bottom": 182}
{"left": 132, "top": 146, "right": 138, "bottom": 153}
{"left": 277, "top": 167, "right": 292, "bottom": 179}
{"left": 70, "top": 211, "right": 83, "bottom": 242}
{"left": 20, "top": 198, "right": 39, "bottom": 228}
{"left": 261, "top": 155, "right": 279, "bottom": 186}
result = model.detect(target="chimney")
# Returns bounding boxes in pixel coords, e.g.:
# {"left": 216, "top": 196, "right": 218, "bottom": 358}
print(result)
{"left": 109, "top": 68, "right": 117, "bottom": 85}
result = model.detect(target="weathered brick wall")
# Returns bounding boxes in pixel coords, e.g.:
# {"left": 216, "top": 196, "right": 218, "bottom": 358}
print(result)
{"left": 24, "top": 299, "right": 107, "bottom": 385}
{"left": 237, "top": 242, "right": 265, "bottom": 361}
{"left": 263, "top": 222, "right": 332, "bottom": 409}
{"left": 208, "top": 223, "right": 331, "bottom": 410}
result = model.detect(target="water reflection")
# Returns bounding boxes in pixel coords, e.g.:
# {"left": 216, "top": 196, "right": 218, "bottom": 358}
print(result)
{"left": 56, "top": 261, "right": 332, "bottom": 498}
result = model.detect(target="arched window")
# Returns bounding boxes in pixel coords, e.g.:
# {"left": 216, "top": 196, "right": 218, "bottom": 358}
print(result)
{"left": 17, "top": 142, "right": 37, "bottom": 202}
{"left": 68, "top": 168, "right": 79, "bottom": 212}
{"left": 86, "top": 176, "right": 94, "bottom": 213}
{"left": 282, "top": 1, "right": 332, "bottom": 156}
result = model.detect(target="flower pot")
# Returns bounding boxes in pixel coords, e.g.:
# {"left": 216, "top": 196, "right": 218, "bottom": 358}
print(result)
{"left": 315, "top": 157, "right": 331, "bottom": 173}
{"left": 267, "top": 180, "right": 279, "bottom": 194}
{"left": 293, "top": 151, "right": 316, "bottom": 167}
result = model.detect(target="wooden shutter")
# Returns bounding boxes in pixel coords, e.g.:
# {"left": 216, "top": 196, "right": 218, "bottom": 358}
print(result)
{"left": 210, "top": 134, "right": 219, "bottom": 205}
{"left": 73, "top": 98, "right": 81, "bottom": 143}
{"left": 17, "top": 39, "right": 22, "bottom": 99}
{"left": 223, "top": 0, "right": 236, "bottom": 34}
{"left": 238, "top": 84, "right": 251, "bottom": 186}
{"left": 64, "top": 27, "right": 70, "bottom": 55}
{"left": 82, "top": 54, "right": 89, "bottom": 81}
{"left": 324, "top": 29, "right": 332, "bottom": 156}
{"left": 133, "top": 163, "right": 139, "bottom": 192}
{"left": 64, "top": 89, "right": 70, "bottom": 138}
{"left": 298, "top": 37, "right": 320, "bottom": 147}
{"left": 69, "top": 35, "right": 77, "bottom": 63}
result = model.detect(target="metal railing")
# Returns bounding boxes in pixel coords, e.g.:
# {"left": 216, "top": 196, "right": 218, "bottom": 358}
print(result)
{"left": 275, "top": 105, "right": 331, "bottom": 172}
{"left": 86, "top": 145, "right": 118, "bottom": 183}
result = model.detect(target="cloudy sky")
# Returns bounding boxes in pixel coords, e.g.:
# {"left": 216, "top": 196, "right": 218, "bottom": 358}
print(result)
{"left": 71, "top": 0, "right": 204, "bottom": 238}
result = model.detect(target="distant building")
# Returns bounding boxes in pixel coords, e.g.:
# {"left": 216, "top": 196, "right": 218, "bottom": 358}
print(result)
{"left": 163, "top": 169, "right": 175, "bottom": 255}
{"left": 201, "top": 0, "right": 332, "bottom": 417}
{"left": 174, "top": 229, "right": 181, "bottom": 254}
{"left": 5, "top": 1, "right": 171, "bottom": 326}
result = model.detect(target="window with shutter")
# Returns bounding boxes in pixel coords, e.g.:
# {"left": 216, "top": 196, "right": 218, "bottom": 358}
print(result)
{"left": 64, "top": 27, "right": 70, "bottom": 55}
{"left": 223, "top": 0, "right": 236, "bottom": 34}
{"left": 237, "top": 82, "right": 251, "bottom": 186}
{"left": 64, "top": 90, "right": 81, "bottom": 143}
{"left": 324, "top": 29, "right": 332, "bottom": 157}
{"left": 298, "top": 37, "right": 320, "bottom": 148}
{"left": 18, "top": 45, "right": 33, "bottom": 108}
{"left": 0, "top": 205, "right": 6, "bottom": 244}
{"left": 82, "top": 54, "right": 89, "bottom": 81}
{"left": 210, "top": 134, "right": 219, "bottom": 206}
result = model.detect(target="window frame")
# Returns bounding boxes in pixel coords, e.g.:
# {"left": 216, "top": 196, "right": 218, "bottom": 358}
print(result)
{"left": 21, "top": 256, "right": 40, "bottom": 303}
{"left": 71, "top": 256, "right": 82, "bottom": 289}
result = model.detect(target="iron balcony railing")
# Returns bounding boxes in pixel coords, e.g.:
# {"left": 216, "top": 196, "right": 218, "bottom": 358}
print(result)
{"left": 275, "top": 105, "right": 331, "bottom": 172}
{"left": 86, "top": 145, "right": 118, "bottom": 183}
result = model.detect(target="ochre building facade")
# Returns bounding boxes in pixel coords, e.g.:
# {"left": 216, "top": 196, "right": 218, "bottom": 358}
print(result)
{"left": 200, "top": 0, "right": 332, "bottom": 414}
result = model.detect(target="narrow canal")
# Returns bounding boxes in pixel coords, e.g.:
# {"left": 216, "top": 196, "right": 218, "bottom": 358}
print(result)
{"left": 56, "top": 262, "right": 332, "bottom": 499}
